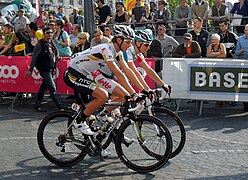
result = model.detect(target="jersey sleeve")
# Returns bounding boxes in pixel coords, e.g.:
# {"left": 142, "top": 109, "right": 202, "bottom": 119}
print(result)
{"left": 102, "top": 45, "right": 115, "bottom": 62}
{"left": 126, "top": 45, "right": 136, "bottom": 62}
{"left": 136, "top": 53, "right": 145, "bottom": 63}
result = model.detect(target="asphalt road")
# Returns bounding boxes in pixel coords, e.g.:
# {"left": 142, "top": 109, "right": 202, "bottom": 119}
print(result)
{"left": 0, "top": 95, "right": 248, "bottom": 180}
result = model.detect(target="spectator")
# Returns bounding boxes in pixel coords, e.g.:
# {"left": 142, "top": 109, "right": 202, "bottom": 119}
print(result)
{"left": 97, "top": 0, "right": 111, "bottom": 31}
{"left": 35, "top": 9, "right": 46, "bottom": 29}
{"left": 113, "top": 2, "right": 129, "bottom": 24}
{"left": 174, "top": 0, "right": 192, "bottom": 36}
{"left": 55, "top": 6, "right": 65, "bottom": 19}
{"left": 27, "top": 23, "right": 38, "bottom": 49}
{"left": 69, "top": 24, "right": 81, "bottom": 51}
{"left": 0, "top": 11, "right": 8, "bottom": 25}
{"left": 29, "top": 22, "right": 44, "bottom": 50}
{"left": 234, "top": 24, "right": 248, "bottom": 111}
{"left": 49, "top": 10, "right": 57, "bottom": 21}
{"left": 191, "top": 0, "right": 209, "bottom": 26}
{"left": 172, "top": 33, "right": 201, "bottom": 58}
{"left": 9, "top": 31, "right": 31, "bottom": 56}
{"left": 0, "top": 23, "right": 15, "bottom": 55}
{"left": 155, "top": 23, "right": 179, "bottom": 57}
{"left": 73, "top": 32, "right": 90, "bottom": 54}
{"left": 218, "top": 19, "right": 238, "bottom": 58}
{"left": 235, "top": 24, "right": 248, "bottom": 59}
{"left": 69, "top": 7, "right": 84, "bottom": 30}
{"left": 207, "top": 33, "right": 227, "bottom": 58}
{"left": 90, "top": 28, "right": 110, "bottom": 47}
{"left": 131, "top": 0, "right": 145, "bottom": 30}
{"left": 25, "top": 26, "right": 64, "bottom": 112}
{"left": 146, "top": 39, "right": 163, "bottom": 58}
{"left": 208, "top": 0, "right": 229, "bottom": 30}
{"left": 30, "top": 22, "right": 44, "bottom": 41}
{"left": 13, "top": 9, "right": 30, "bottom": 32}
{"left": 140, "top": 4, "right": 155, "bottom": 30}
{"left": 189, "top": 17, "right": 209, "bottom": 57}
{"left": 53, "top": 19, "right": 72, "bottom": 57}
{"left": 48, "top": 20, "right": 56, "bottom": 34}
{"left": 62, "top": 16, "right": 72, "bottom": 35}
{"left": 154, "top": 1, "right": 171, "bottom": 34}
{"left": 103, "top": 25, "right": 113, "bottom": 39}
{"left": 150, "top": 1, "right": 157, "bottom": 13}
{"left": 230, "top": 0, "right": 248, "bottom": 33}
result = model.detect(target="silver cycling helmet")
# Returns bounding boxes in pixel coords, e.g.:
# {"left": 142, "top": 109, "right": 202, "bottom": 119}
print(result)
{"left": 114, "top": 25, "right": 135, "bottom": 40}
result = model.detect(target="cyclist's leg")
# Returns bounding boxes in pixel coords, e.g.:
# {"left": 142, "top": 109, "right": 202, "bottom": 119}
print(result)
{"left": 84, "top": 86, "right": 108, "bottom": 115}
{"left": 94, "top": 73, "right": 128, "bottom": 113}
{"left": 64, "top": 68, "right": 108, "bottom": 134}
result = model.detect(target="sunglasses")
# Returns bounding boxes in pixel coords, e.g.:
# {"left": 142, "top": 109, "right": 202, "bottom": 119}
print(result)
{"left": 45, "top": 31, "right": 53, "bottom": 34}
{"left": 104, "top": 29, "right": 110, "bottom": 31}
{"left": 157, "top": 28, "right": 163, "bottom": 31}
{"left": 123, "top": 39, "right": 133, "bottom": 44}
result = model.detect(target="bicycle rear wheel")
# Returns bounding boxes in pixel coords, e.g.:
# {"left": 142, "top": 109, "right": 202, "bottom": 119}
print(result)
{"left": 151, "top": 107, "right": 186, "bottom": 158}
{"left": 37, "top": 111, "right": 87, "bottom": 167}
{"left": 115, "top": 115, "right": 172, "bottom": 173}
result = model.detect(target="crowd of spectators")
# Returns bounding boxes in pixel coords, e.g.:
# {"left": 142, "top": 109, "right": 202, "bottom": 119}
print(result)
{"left": 0, "top": 0, "right": 248, "bottom": 109}
{"left": 0, "top": 0, "right": 247, "bottom": 60}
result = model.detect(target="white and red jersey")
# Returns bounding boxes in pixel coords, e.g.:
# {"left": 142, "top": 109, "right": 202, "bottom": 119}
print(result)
{"left": 69, "top": 43, "right": 124, "bottom": 76}
{"left": 126, "top": 45, "right": 145, "bottom": 63}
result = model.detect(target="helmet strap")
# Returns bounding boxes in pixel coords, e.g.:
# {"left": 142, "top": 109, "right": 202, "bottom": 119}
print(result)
{"left": 135, "top": 41, "right": 142, "bottom": 53}
{"left": 116, "top": 38, "right": 124, "bottom": 51}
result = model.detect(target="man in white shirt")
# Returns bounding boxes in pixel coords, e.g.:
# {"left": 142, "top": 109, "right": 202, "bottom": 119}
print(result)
{"left": 13, "top": 9, "right": 30, "bottom": 32}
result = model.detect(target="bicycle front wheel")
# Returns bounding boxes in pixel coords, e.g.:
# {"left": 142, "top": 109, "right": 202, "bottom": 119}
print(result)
{"left": 115, "top": 115, "right": 172, "bottom": 173}
{"left": 151, "top": 107, "right": 186, "bottom": 158}
{"left": 37, "top": 111, "right": 87, "bottom": 167}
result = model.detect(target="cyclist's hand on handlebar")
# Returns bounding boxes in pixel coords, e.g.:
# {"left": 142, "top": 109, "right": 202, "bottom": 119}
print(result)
{"left": 131, "top": 93, "right": 146, "bottom": 103}
{"left": 142, "top": 89, "right": 155, "bottom": 102}
{"left": 162, "top": 84, "right": 172, "bottom": 97}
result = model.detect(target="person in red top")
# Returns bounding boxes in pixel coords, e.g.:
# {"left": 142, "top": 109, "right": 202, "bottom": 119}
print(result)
{"left": 172, "top": 33, "right": 201, "bottom": 58}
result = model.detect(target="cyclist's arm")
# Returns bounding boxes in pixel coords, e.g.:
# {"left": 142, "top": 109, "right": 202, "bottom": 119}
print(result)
{"left": 119, "top": 58, "right": 145, "bottom": 91}
{"left": 106, "top": 61, "right": 135, "bottom": 95}
{"left": 139, "top": 60, "right": 164, "bottom": 86}
{"left": 127, "top": 61, "right": 150, "bottom": 90}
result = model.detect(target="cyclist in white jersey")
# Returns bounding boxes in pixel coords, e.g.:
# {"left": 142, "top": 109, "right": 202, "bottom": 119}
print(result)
{"left": 125, "top": 29, "right": 171, "bottom": 94}
{"left": 63, "top": 25, "right": 145, "bottom": 135}
{"left": 94, "top": 26, "right": 154, "bottom": 98}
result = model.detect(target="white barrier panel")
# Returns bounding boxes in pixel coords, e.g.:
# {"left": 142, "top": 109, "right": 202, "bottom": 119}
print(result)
{"left": 162, "top": 58, "right": 248, "bottom": 102}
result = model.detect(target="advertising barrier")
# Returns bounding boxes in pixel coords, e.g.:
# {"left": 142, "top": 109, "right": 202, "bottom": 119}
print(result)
{"left": 0, "top": 56, "right": 73, "bottom": 94}
{"left": 0, "top": 56, "right": 155, "bottom": 94}
{"left": 162, "top": 58, "right": 248, "bottom": 102}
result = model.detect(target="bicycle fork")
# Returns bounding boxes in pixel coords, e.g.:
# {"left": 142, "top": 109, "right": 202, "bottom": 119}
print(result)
{"left": 130, "top": 119, "right": 145, "bottom": 145}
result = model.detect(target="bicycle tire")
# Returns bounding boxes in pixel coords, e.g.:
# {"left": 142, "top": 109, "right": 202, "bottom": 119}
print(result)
{"left": 37, "top": 111, "right": 87, "bottom": 167}
{"left": 150, "top": 107, "right": 186, "bottom": 158}
{"left": 115, "top": 115, "right": 172, "bottom": 173}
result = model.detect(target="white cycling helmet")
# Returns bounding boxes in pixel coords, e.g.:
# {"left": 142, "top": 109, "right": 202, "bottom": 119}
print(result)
{"left": 114, "top": 25, "right": 135, "bottom": 40}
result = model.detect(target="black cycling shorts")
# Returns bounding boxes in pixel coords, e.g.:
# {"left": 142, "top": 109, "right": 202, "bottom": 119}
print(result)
{"left": 64, "top": 67, "right": 98, "bottom": 98}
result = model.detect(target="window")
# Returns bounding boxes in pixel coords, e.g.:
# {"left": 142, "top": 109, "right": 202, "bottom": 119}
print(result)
{"left": 58, "top": 0, "right": 63, "bottom": 3}
{"left": 70, "top": 0, "right": 73, "bottom": 5}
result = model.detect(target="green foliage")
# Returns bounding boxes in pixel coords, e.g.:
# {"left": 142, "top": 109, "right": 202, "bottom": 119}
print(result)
{"left": 79, "top": 9, "right": 84, "bottom": 16}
